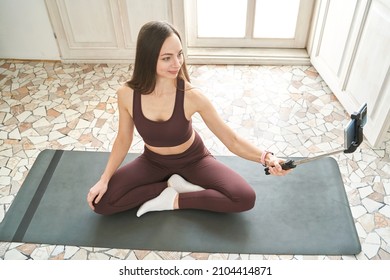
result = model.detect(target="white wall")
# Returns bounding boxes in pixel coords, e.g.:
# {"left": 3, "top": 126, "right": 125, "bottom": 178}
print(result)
{"left": 0, "top": 0, "right": 60, "bottom": 60}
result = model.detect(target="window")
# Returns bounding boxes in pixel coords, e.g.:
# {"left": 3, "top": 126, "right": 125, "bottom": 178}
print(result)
{"left": 197, "top": 0, "right": 247, "bottom": 38}
{"left": 253, "top": 0, "right": 300, "bottom": 39}
{"left": 186, "top": 0, "right": 314, "bottom": 48}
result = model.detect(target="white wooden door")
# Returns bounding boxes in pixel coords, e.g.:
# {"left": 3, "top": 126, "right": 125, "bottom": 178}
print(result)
{"left": 310, "top": 0, "right": 390, "bottom": 148}
{"left": 45, "top": 0, "right": 128, "bottom": 61}
{"left": 45, "top": 0, "right": 182, "bottom": 62}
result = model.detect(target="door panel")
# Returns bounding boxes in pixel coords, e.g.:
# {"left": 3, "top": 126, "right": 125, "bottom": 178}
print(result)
{"left": 59, "top": 0, "right": 117, "bottom": 47}
{"left": 316, "top": 0, "right": 356, "bottom": 74}
{"left": 122, "top": 0, "right": 172, "bottom": 48}
{"left": 345, "top": 0, "right": 390, "bottom": 146}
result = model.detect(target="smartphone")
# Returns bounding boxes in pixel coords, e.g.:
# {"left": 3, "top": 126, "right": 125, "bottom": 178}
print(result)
{"left": 344, "top": 103, "right": 367, "bottom": 152}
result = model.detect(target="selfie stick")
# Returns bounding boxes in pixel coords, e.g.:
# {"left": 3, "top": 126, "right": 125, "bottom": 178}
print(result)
{"left": 264, "top": 103, "right": 367, "bottom": 175}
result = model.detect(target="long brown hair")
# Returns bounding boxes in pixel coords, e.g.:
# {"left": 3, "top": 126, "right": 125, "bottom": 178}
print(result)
{"left": 126, "top": 21, "right": 190, "bottom": 95}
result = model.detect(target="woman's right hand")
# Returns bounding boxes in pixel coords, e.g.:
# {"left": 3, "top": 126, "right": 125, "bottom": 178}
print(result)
{"left": 87, "top": 180, "right": 108, "bottom": 211}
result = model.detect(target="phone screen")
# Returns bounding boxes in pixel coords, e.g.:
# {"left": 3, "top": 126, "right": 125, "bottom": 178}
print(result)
{"left": 343, "top": 103, "right": 367, "bottom": 150}
{"left": 344, "top": 119, "right": 355, "bottom": 150}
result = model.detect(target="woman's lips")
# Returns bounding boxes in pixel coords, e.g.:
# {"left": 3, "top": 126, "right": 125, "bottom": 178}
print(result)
{"left": 169, "top": 70, "right": 179, "bottom": 75}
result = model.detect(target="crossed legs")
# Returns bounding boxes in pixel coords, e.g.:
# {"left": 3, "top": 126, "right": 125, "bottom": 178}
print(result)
{"left": 93, "top": 154, "right": 256, "bottom": 216}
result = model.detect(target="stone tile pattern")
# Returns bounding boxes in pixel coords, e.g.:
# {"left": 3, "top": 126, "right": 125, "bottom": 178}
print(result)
{"left": 0, "top": 61, "right": 389, "bottom": 260}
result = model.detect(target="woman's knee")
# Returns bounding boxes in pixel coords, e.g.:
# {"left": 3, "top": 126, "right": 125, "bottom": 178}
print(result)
{"left": 92, "top": 196, "right": 123, "bottom": 215}
{"left": 93, "top": 202, "right": 114, "bottom": 215}
{"left": 238, "top": 187, "right": 256, "bottom": 211}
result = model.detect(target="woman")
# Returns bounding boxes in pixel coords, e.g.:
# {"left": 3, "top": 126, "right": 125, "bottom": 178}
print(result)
{"left": 87, "top": 21, "right": 290, "bottom": 217}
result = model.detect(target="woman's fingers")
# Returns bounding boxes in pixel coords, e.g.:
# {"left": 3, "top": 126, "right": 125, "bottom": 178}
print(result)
{"left": 267, "top": 159, "right": 291, "bottom": 176}
{"left": 87, "top": 189, "right": 98, "bottom": 210}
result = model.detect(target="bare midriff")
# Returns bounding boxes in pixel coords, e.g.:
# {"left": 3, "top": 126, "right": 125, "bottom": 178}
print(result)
{"left": 144, "top": 130, "right": 195, "bottom": 155}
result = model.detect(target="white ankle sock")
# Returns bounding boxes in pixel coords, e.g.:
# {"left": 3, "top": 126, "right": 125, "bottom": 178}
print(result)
{"left": 167, "top": 174, "right": 205, "bottom": 193}
{"left": 136, "top": 187, "right": 177, "bottom": 217}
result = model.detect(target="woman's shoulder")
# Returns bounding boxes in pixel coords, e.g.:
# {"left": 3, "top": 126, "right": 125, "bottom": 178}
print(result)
{"left": 117, "top": 84, "right": 134, "bottom": 97}
{"left": 116, "top": 84, "right": 134, "bottom": 111}
{"left": 184, "top": 81, "right": 213, "bottom": 110}
{"left": 184, "top": 81, "right": 206, "bottom": 100}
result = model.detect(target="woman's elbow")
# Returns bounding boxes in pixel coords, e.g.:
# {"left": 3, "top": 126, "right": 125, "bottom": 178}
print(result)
{"left": 226, "top": 135, "right": 240, "bottom": 154}
{"left": 114, "top": 133, "right": 132, "bottom": 150}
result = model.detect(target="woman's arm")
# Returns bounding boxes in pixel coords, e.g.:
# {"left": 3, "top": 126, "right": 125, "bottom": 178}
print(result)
{"left": 87, "top": 86, "right": 134, "bottom": 210}
{"left": 188, "top": 88, "right": 288, "bottom": 175}
{"left": 99, "top": 87, "right": 134, "bottom": 183}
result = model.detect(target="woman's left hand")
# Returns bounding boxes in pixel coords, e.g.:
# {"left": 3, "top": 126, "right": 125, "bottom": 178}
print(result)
{"left": 266, "top": 155, "right": 291, "bottom": 176}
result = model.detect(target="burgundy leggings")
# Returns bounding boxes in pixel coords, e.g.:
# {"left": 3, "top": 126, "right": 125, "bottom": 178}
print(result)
{"left": 94, "top": 132, "right": 256, "bottom": 215}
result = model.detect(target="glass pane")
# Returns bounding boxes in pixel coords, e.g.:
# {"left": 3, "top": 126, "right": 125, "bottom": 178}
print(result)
{"left": 253, "top": 0, "right": 300, "bottom": 38}
{"left": 197, "top": 0, "right": 247, "bottom": 38}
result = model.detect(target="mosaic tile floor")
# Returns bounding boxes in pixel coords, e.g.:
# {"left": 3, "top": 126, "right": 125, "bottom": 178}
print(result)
{"left": 0, "top": 60, "right": 389, "bottom": 260}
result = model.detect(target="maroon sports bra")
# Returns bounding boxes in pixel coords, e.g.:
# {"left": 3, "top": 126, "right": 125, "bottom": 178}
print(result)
{"left": 132, "top": 79, "right": 193, "bottom": 147}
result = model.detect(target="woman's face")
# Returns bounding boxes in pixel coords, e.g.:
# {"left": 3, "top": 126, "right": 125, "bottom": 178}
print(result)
{"left": 156, "top": 34, "right": 184, "bottom": 80}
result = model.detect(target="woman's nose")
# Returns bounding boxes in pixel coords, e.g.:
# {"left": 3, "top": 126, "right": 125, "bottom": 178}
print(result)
{"left": 172, "top": 56, "right": 182, "bottom": 67}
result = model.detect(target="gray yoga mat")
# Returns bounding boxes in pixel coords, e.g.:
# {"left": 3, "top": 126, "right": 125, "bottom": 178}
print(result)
{"left": 0, "top": 149, "right": 361, "bottom": 255}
